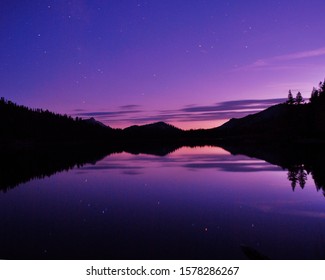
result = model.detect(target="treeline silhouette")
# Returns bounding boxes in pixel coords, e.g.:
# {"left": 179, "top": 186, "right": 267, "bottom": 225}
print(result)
{"left": 3, "top": 77, "right": 325, "bottom": 148}
{"left": 2, "top": 78, "right": 325, "bottom": 193}
{"left": 0, "top": 98, "right": 203, "bottom": 146}
{"left": 309, "top": 79, "right": 325, "bottom": 104}
{"left": 0, "top": 98, "right": 203, "bottom": 190}
{"left": 3, "top": 139, "right": 325, "bottom": 198}
{"left": 0, "top": 97, "right": 116, "bottom": 145}
{"left": 215, "top": 79, "right": 325, "bottom": 142}
{"left": 219, "top": 142, "right": 325, "bottom": 198}
{"left": 283, "top": 79, "right": 325, "bottom": 138}
{"left": 0, "top": 145, "right": 119, "bottom": 192}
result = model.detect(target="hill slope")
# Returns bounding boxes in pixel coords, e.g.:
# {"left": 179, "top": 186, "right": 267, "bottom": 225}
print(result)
{"left": 0, "top": 98, "right": 115, "bottom": 145}
{"left": 123, "top": 121, "right": 184, "bottom": 140}
{"left": 2, "top": 95, "right": 325, "bottom": 147}
{"left": 212, "top": 102, "right": 324, "bottom": 142}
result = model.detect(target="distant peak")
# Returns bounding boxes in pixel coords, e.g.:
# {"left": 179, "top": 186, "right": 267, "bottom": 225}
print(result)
{"left": 83, "top": 117, "right": 110, "bottom": 128}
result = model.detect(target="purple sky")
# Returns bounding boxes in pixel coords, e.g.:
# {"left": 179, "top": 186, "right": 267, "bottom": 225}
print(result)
{"left": 1, "top": 0, "right": 325, "bottom": 129}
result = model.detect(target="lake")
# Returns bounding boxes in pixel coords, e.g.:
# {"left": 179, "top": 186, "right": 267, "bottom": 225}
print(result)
{"left": 1, "top": 145, "right": 325, "bottom": 259}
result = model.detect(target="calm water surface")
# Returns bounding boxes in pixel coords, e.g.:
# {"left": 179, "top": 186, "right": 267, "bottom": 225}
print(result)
{"left": 1, "top": 146, "right": 325, "bottom": 259}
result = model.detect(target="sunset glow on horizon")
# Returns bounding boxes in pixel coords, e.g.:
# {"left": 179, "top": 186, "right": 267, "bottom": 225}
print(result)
{"left": 2, "top": 1, "right": 325, "bottom": 129}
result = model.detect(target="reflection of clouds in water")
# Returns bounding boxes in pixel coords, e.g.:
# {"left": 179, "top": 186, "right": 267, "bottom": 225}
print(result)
{"left": 128, "top": 153, "right": 252, "bottom": 164}
{"left": 81, "top": 163, "right": 143, "bottom": 176}
{"left": 74, "top": 170, "right": 90, "bottom": 175}
{"left": 253, "top": 201, "right": 325, "bottom": 219}
{"left": 122, "top": 170, "right": 144, "bottom": 176}
{"left": 184, "top": 162, "right": 281, "bottom": 172}
{"left": 81, "top": 149, "right": 279, "bottom": 174}
{"left": 286, "top": 210, "right": 325, "bottom": 219}
{"left": 81, "top": 164, "right": 143, "bottom": 171}
{"left": 131, "top": 152, "right": 279, "bottom": 173}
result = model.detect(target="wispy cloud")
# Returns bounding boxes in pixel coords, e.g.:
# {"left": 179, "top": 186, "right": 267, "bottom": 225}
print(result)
{"left": 119, "top": 104, "right": 141, "bottom": 110}
{"left": 238, "top": 47, "right": 325, "bottom": 71}
{"left": 76, "top": 109, "right": 141, "bottom": 117}
{"left": 181, "top": 98, "right": 285, "bottom": 113}
{"left": 184, "top": 162, "right": 281, "bottom": 172}
{"left": 274, "top": 47, "right": 325, "bottom": 61}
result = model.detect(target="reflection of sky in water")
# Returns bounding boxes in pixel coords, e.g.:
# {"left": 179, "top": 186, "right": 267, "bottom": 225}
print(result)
{"left": 0, "top": 146, "right": 325, "bottom": 259}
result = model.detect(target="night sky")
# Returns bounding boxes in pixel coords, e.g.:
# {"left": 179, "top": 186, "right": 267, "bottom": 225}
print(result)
{"left": 2, "top": 0, "right": 325, "bottom": 129}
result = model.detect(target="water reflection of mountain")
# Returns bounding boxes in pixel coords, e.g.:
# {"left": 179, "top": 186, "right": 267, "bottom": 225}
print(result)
{"left": 2, "top": 142, "right": 325, "bottom": 196}
{"left": 219, "top": 142, "right": 325, "bottom": 197}
{"left": 0, "top": 143, "right": 182, "bottom": 192}
{"left": 0, "top": 145, "right": 111, "bottom": 192}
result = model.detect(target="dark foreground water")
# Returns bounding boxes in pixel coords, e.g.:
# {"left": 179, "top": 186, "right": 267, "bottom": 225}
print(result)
{"left": 1, "top": 146, "right": 325, "bottom": 259}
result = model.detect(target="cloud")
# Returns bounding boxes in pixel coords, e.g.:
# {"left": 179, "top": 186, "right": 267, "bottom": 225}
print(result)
{"left": 143, "top": 98, "right": 285, "bottom": 123}
{"left": 274, "top": 47, "right": 325, "bottom": 61}
{"left": 184, "top": 162, "right": 281, "bottom": 172}
{"left": 181, "top": 98, "right": 285, "bottom": 113}
{"left": 239, "top": 46, "right": 325, "bottom": 71}
{"left": 119, "top": 105, "right": 141, "bottom": 110}
{"left": 76, "top": 109, "right": 142, "bottom": 117}
{"left": 72, "top": 98, "right": 284, "bottom": 128}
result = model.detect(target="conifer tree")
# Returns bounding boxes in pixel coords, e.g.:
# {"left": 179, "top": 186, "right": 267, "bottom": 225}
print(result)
{"left": 295, "top": 91, "right": 304, "bottom": 105}
{"left": 310, "top": 87, "right": 319, "bottom": 104}
{"left": 287, "top": 90, "right": 295, "bottom": 105}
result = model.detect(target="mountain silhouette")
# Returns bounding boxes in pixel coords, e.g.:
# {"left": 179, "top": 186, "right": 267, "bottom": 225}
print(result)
{"left": 3, "top": 92, "right": 325, "bottom": 192}
{"left": 2, "top": 81, "right": 325, "bottom": 147}
{"left": 83, "top": 117, "right": 110, "bottom": 128}
{"left": 122, "top": 121, "right": 184, "bottom": 141}
{"left": 0, "top": 98, "right": 116, "bottom": 146}
{"left": 212, "top": 102, "right": 324, "bottom": 143}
